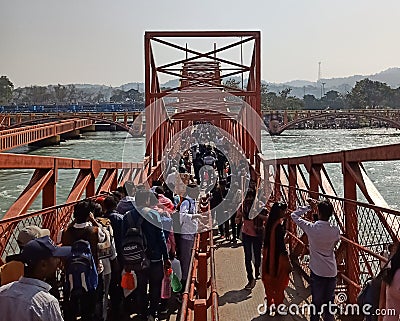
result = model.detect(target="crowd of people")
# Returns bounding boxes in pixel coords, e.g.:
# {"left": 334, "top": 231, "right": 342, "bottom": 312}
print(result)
{"left": 0, "top": 182, "right": 188, "bottom": 321}
{"left": 1, "top": 122, "right": 399, "bottom": 321}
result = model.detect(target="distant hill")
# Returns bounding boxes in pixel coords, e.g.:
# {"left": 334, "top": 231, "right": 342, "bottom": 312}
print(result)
{"left": 118, "top": 82, "right": 144, "bottom": 92}
{"left": 316, "top": 67, "right": 400, "bottom": 88}
{"left": 146, "top": 68, "right": 399, "bottom": 98}
{"left": 34, "top": 67, "right": 398, "bottom": 100}
{"left": 273, "top": 67, "right": 400, "bottom": 98}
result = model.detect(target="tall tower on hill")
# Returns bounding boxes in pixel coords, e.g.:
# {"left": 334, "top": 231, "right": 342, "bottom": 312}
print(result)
{"left": 317, "top": 61, "right": 322, "bottom": 84}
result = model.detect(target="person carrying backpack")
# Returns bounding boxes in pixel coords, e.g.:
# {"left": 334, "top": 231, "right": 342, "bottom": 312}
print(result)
{"left": 178, "top": 184, "right": 202, "bottom": 290}
{"left": 61, "top": 200, "right": 106, "bottom": 321}
{"left": 122, "top": 189, "right": 171, "bottom": 321}
{"left": 94, "top": 198, "right": 119, "bottom": 321}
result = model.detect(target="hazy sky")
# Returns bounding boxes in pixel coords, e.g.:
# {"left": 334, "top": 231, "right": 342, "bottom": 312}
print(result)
{"left": 1, "top": 0, "right": 399, "bottom": 88}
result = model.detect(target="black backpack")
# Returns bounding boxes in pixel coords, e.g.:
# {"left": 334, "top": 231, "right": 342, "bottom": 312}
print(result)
{"left": 357, "top": 265, "right": 389, "bottom": 321}
{"left": 122, "top": 213, "right": 150, "bottom": 271}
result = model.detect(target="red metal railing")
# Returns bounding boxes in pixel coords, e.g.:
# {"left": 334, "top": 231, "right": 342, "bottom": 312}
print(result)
{"left": 258, "top": 143, "right": 400, "bottom": 303}
{"left": 180, "top": 198, "right": 218, "bottom": 321}
{"left": 0, "top": 153, "right": 149, "bottom": 263}
{"left": 0, "top": 198, "right": 94, "bottom": 263}
{"left": 285, "top": 187, "right": 398, "bottom": 300}
{"left": 0, "top": 119, "right": 93, "bottom": 151}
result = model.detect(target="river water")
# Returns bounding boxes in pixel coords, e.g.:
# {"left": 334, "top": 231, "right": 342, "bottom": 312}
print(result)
{"left": 1, "top": 128, "right": 400, "bottom": 218}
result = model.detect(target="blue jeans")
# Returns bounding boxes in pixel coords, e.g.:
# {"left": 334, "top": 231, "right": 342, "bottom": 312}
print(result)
{"left": 242, "top": 233, "right": 262, "bottom": 282}
{"left": 310, "top": 271, "right": 336, "bottom": 321}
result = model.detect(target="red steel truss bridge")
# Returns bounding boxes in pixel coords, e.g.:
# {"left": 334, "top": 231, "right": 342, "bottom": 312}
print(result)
{"left": 1, "top": 31, "right": 400, "bottom": 321}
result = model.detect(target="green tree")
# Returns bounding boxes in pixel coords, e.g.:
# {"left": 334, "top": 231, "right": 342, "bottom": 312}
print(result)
{"left": 261, "top": 83, "right": 269, "bottom": 110}
{"left": 347, "top": 78, "right": 393, "bottom": 108}
{"left": 0, "top": 76, "right": 14, "bottom": 104}
{"left": 321, "top": 90, "right": 346, "bottom": 109}
{"left": 265, "top": 92, "right": 278, "bottom": 109}
{"left": 110, "top": 88, "right": 144, "bottom": 103}
{"left": 274, "top": 88, "right": 303, "bottom": 110}
{"left": 27, "top": 86, "right": 50, "bottom": 104}
{"left": 303, "top": 94, "right": 320, "bottom": 109}
{"left": 66, "top": 84, "right": 77, "bottom": 103}
{"left": 54, "top": 84, "right": 68, "bottom": 103}
{"left": 279, "top": 88, "right": 292, "bottom": 100}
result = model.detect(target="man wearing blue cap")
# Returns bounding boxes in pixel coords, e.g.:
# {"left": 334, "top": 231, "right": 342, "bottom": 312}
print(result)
{"left": 0, "top": 235, "right": 71, "bottom": 321}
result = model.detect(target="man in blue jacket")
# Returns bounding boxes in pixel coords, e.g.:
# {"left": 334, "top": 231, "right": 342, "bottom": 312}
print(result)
{"left": 122, "top": 189, "right": 171, "bottom": 321}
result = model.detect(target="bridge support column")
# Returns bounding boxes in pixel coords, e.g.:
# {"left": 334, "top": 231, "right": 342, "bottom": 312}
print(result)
{"left": 29, "top": 135, "right": 60, "bottom": 148}
{"left": 81, "top": 124, "right": 96, "bottom": 132}
{"left": 132, "top": 113, "right": 143, "bottom": 135}
{"left": 61, "top": 129, "right": 81, "bottom": 139}
{"left": 41, "top": 171, "right": 57, "bottom": 237}
{"left": 268, "top": 120, "right": 280, "bottom": 135}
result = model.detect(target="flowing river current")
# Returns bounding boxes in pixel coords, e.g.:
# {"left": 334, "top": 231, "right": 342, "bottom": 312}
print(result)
{"left": 1, "top": 128, "right": 400, "bottom": 218}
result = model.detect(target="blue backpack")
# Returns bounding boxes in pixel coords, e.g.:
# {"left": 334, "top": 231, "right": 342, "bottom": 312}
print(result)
{"left": 65, "top": 239, "right": 98, "bottom": 297}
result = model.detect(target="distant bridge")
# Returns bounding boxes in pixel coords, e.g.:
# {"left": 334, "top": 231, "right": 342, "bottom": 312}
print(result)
{"left": 265, "top": 109, "right": 400, "bottom": 134}
{"left": 0, "top": 113, "right": 145, "bottom": 151}
{"left": 0, "top": 111, "right": 142, "bottom": 128}
{"left": 0, "top": 119, "right": 93, "bottom": 152}
{"left": 0, "top": 102, "right": 144, "bottom": 114}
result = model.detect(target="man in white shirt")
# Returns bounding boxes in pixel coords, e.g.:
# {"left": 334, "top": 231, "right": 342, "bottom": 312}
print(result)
{"left": 291, "top": 199, "right": 340, "bottom": 321}
{"left": 0, "top": 235, "right": 71, "bottom": 321}
{"left": 179, "top": 184, "right": 202, "bottom": 288}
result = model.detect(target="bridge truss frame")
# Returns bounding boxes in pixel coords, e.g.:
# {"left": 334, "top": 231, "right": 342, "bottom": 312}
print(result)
{"left": 144, "top": 31, "right": 262, "bottom": 167}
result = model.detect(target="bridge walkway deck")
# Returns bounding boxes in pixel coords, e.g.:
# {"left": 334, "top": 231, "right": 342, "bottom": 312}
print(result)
{"left": 214, "top": 237, "right": 310, "bottom": 321}
{"left": 125, "top": 235, "right": 310, "bottom": 321}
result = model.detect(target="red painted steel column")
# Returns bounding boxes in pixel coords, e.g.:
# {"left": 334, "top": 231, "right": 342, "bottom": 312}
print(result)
{"left": 86, "top": 170, "right": 96, "bottom": 197}
{"left": 153, "top": 116, "right": 159, "bottom": 167}
{"left": 309, "top": 163, "right": 322, "bottom": 199}
{"left": 41, "top": 169, "right": 57, "bottom": 235}
{"left": 343, "top": 159, "right": 359, "bottom": 303}
{"left": 42, "top": 172, "right": 56, "bottom": 209}
{"left": 111, "top": 169, "right": 118, "bottom": 191}
{"left": 274, "top": 164, "right": 282, "bottom": 201}
{"left": 124, "top": 113, "right": 128, "bottom": 126}
{"left": 288, "top": 164, "right": 297, "bottom": 251}
{"left": 145, "top": 34, "right": 151, "bottom": 157}
{"left": 284, "top": 111, "right": 288, "bottom": 125}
